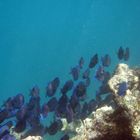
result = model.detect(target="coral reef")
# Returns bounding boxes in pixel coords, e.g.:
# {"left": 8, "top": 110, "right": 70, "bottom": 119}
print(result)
{"left": 70, "top": 63, "right": 140, "bottom": 140}
{"left": 22, "top": 136, "right": 42, "bottom": 140}
{"left": 108, "top": 64, "right": 140, "bottom": 139}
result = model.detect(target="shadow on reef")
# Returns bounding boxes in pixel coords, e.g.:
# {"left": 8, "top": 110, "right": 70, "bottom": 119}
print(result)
{"left": 94, "top": 106, "right": 135, "bottom": 140}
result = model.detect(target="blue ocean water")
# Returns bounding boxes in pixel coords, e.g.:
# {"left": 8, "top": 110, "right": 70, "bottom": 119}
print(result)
{"left": 0, "top": 0, "right": 140, "bottom": 139}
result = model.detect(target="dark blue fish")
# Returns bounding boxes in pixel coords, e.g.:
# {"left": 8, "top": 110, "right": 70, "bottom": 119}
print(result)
{"left": 79, "top": 57, "right": 84, "bottom": 69}
{"left": 2, "top": 94, "right": 24, "bottom": 119}
{"left": 46, "top": 125, "right": 56, "bottom": 135}
{"left": 1, "top": 134, "right": 16, "bottom": 140}
{"left": 2, "top": 97, "right": 14, "bottom": 110}
{"left": 30, "top": 98, "right": 41, "bottom": 117}
{"left": 41, "top": 103, "right": 49, "bottom": 118}
{"left": 12, "top": 94, "right": 24, "bottom": 109}
{"left": 102, "top": 71, "right": 111, "bottom": 84}
{"left": 61, "top": 80, "right": 74, "bottom": 94}
{"left": 16, "top": 106, "right": 27, "bottom": 121}
{"left": 118, "top": 82, "right": 128, "bottom": 96}
{"left": 70, "top": 66, "right": 79, "bottom": 81}
{"left": 117, "top": 46, "right": 124, "bottom": 60}
{"left": 69, "top": 93, "right": 79, "bottom": 112}
{"left": 26, "top": 99, "right": 41, "bottom": 126}
{"left": 6, "top": 108, "right": 19, "bottom": 119}
{"left": 46, "top": 82, "right": 53, "bottom": 97}
{"left": 27, "top": 96, "right": 40, "bottom": 111}
{"left": 0, "top": 109, "right": 9, "bottom": 124}
{"left": 73, "top": 103, "right": 81, "bottom": 119}
{"left": 58, "top": 94, "right": 68, "bottom": 107}
{"left": 80, "top": 102, "right": 89, "bottom": 119}
{"left": 89, "top": 53, "right": 98, "bottom": 68}
{"left": 27, "top": 114, "right": 40, "bottom": 128}
{"left": 65, "top": 104, "right": 74, "bottom": 123}
{"left": 98, "top": 83, "right": 111, "bottom": 95}
{"left": 0, "top": 121, "right": 13, "bottom": 130}
{"left": 82, "top": 68, "right": 90, "bottom": 79}
{"left": 70, "top": 94, "right": 81, "bottom": 119}
{"left": 47, "top": 97, "right": 58, "bottom": 112}
{"left": 101, "top": 54, "right": 111, "bottom": 67}
{"left": 60, "top": 134, "right": 69, "bottom": 140}
{"left": 0, "top": 121, "right": 13, "bottom": 138}
{"left": 46, "top": 120, "right": 63, "bottom": 135}
{"left": 56, "top": 94, "right": 69, "bottom": 117}
{"left": 74, "top": 81, "right": 87, "bottom": 99}
{"left": 30, "top": 85, "right": 40, "bottom": 98}
{"left": 124, "top": 47, "right": 129, "bottom": 61}
{"left": 88, "top": 99, "right": 97, "bottom": 113}
{"left": 0, "top": 132, "right": 10, "bottom": 140}
{"left": 52, "top": 77, "right": 60, "bottom": 92}
{"left": 14, "top": 120, "right": 26, "bottom": 133}
{"left": 95, "top": 66, "right": 105, "bottom": 81}
{"left": 46, "top": 77, "right": 60, "bottom": 97}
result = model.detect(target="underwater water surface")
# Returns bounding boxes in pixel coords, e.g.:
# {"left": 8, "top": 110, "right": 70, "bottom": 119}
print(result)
{"left": 0, "top": 0, "right": 140, "bottom": 139}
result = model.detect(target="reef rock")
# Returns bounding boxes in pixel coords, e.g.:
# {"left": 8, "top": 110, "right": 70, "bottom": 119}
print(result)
{"left": 108, "top": 63, "right": 139, "bottom": 95}
{"left": 22, "top": 136, "right": 42, "bottom": 140}
{"left": 70, "top": 63, "right": 140, "bottom": 140}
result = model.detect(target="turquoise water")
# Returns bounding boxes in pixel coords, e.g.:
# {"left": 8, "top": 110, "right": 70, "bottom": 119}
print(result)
{"left": 0, "top": 0, "right": 140, "bottom": 139}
